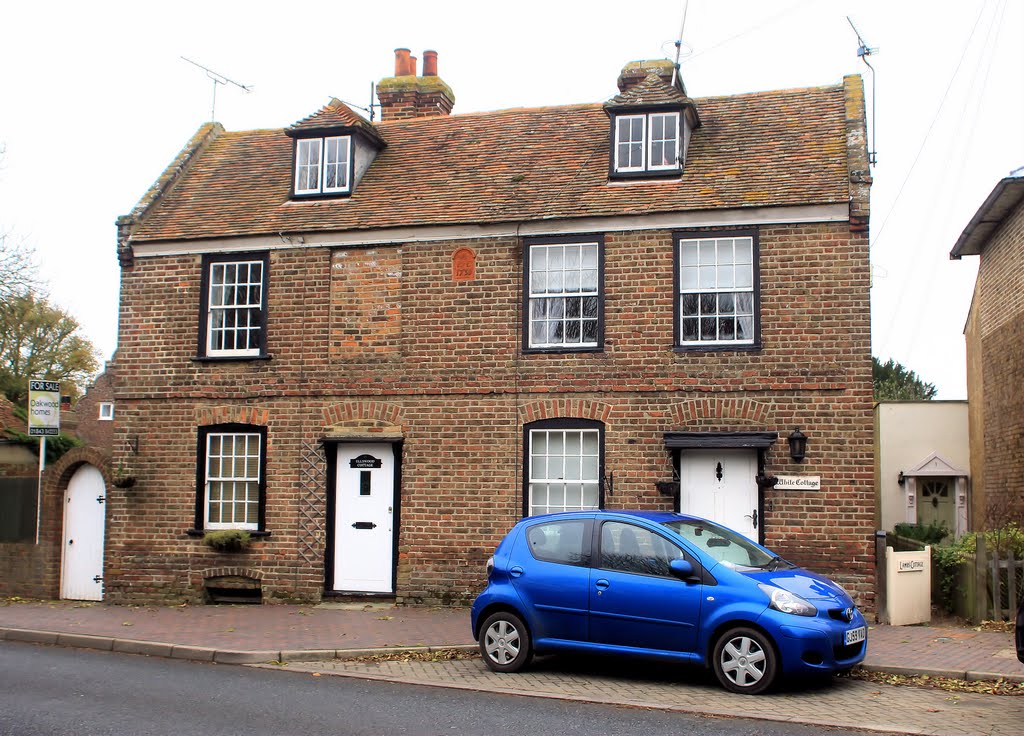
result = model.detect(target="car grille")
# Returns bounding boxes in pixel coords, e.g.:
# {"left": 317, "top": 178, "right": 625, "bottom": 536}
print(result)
{"left": 827, "top": 607, "right": 856, "bottom": 623}
{"left": 833, "top": 641, "right": 864, "bottom": 662}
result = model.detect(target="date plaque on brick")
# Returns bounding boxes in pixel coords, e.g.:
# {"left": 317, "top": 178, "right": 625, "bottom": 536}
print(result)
{"left": 452, "top": 247, "right": 476, "bottom": 282}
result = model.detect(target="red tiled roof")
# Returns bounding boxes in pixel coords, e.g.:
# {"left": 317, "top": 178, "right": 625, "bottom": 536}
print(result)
{"left": 285, "top": 99, "right": 385, "bottom": 148}
{"left": 127, "top": 83, "right": 851, "bottom": 243}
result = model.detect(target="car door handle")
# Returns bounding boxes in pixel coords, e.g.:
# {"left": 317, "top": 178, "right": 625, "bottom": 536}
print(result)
{"left": 509, "top": 566, "right": 524, "bottom": 578}
{"left": 595, "top": 579, "right": 610, "bottom": 590}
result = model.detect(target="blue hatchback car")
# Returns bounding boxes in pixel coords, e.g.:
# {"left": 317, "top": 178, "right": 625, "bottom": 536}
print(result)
{"left": 471, "top": 510, "right": 867, "bottom": 694}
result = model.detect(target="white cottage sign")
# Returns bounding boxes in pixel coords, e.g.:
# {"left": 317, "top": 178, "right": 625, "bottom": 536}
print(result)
{"left": 775, "top": 475, "right": 821, "bottom": 491}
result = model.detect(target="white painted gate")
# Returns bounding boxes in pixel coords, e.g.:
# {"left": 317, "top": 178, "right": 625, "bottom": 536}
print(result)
{"left": 333, "top": 443, "right": 395, "bottom": 593}
{"left": 61, "top": 464, "right": 106, "bottom": 601}
{"left": 679, "top": 449, "right": 759, "bottom": 540}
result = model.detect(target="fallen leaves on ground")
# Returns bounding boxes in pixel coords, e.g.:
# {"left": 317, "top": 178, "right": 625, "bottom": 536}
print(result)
{"left": 349, "top": 648, "right": 476, "bottom": 664}
{"left": 851, "top": 669, "right": 1024, "bottom": 696}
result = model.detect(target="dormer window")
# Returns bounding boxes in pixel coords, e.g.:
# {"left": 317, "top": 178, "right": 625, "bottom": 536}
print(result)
{"left": 604, "top": 65, "right": 699, "bottom": 181}
{"left": 294, "top": 136, "right": 351, "bottom": 195}
{"left": 614, "top": 112, "right": 680, "bottom": 174}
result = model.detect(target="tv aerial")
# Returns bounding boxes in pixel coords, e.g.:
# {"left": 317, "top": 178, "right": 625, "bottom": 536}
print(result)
{"left": 181, "top": 57, "right": 253, "bottom": 122}
{"left": 847, "top": 18, "right": 878, "bottom": 166}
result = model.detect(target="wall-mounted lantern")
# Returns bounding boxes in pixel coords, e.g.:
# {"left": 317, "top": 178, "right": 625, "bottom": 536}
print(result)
{"left": 787, "top": 428, "right": 808, "bottom": 463}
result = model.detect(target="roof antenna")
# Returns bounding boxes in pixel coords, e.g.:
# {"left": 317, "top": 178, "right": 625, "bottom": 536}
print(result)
{"left": 181, "top": 57, "right": 253, "bottom": 122}
{"left": 671, "top": 0, "right": 690, "bottom": 90}
{"left": 847, "top": 17, "right": 878, "bottom": 166}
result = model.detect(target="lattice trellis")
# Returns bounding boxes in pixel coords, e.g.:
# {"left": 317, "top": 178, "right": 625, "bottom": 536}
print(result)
{"left": 297, "top": 441, "right": 327, "bottom": 564}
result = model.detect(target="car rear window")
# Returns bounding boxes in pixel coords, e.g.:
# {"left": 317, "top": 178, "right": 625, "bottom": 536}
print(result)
{"left": 526, "top": 520, "right": 586, "bottom": 566}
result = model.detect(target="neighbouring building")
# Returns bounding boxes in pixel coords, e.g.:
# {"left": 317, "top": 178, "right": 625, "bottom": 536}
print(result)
{"left": 950, "top": 167, "right": 1024, "bottom": 530}
{"left": 92, "top": 49, "right": 875, "bottom": 607}
{"left": 875, "top": 400, "right": 970, "bottom": 538}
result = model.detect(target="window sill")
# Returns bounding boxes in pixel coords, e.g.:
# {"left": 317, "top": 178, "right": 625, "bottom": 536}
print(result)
{"left": 192, "top": 354, "right": 273, "bottom": 364}
{"left": 608, "top": 169, "right": 681, "bottom": 181}
{"left": 523, "top": 345, "right": 605, "bottom": 355}
{"left": 674, "top": 343, "right": 761, "bottom": 353}
{"left": 186, "top": 529, "right": 272, "bottom": 538}
{"left": 289, "top": 191, "right": 352, "bottom": 201}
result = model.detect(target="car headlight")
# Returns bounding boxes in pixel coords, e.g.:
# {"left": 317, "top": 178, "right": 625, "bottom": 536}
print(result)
{"left": 758, "top": 584, "right": 817, "bottom": 616}
{"left": 486, "top": 556, "right": 494, "bottom": 576}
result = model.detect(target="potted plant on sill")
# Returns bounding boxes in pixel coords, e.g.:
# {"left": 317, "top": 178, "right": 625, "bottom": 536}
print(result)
{"left": 203, "top": 529, "right": 252, "bottom": 553}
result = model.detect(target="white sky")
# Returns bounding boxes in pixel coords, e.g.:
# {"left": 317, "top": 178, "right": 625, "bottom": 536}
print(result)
{"left": 1, "top": 0, "right": 1021, "bottom": 399}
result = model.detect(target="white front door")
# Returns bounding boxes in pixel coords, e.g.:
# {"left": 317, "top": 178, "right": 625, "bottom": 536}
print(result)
{"left": 679, "top": 449, "right": 759, "bottom": 540}
{"left": 61, "top": 464, "right": 106, "bottom": 601}
{"left": 332, "top": 443, "right": 396, "bottom": 593}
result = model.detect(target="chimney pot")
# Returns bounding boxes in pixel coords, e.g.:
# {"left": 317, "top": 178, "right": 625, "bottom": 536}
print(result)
{"left": 394, "top": 48, "right": 412, "bottom": 76}
{"left": 410, "top": 55, "right": 418, "bottom": 77}
{"left": 422, "top": 50, "right": 438, "bottom": 76}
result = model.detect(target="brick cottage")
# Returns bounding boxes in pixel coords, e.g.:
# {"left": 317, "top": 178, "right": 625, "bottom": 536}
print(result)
{"left": 98, "top": 50, "right": 873, "bottom": 606}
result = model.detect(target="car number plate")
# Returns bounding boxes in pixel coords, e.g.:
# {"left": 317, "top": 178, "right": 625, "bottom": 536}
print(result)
{"left": 845, "top": 626, "right": 866, "bottom": 645}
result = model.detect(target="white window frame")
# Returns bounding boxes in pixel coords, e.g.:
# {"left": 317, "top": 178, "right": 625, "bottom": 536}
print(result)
{"left": 206, "top": 259, "right": 264, "bottom": 358}
{"left": 98, "top": 402, "right": 114, "bottom": 421}
{"left": 322, "top": 136, "right": 351, "bottom": 194}
{"left": 294, "top": 136, "right": 351, "bottom": 195}
{"left": 614, "top": 112, "right": 681, "bottom": 174}
{"left": 614, "top": 115, "right": 646, "bottom": 172}
{"left": 647, "top": 112, "right": 680, "bottom": 171}
{"left": 204, "top": 431, "right": 261, "bottom": 531}
{"left": 677, "top": 236, "right": 756, "bottom": 347}
{"left": 294, "top": 139, "right": 322, "bottom": 194}
{"left": 528, "top": 427, "right": 601, "bottom": 516}
{"left": 527, "top": 241, "right": 601, "bottom": 350}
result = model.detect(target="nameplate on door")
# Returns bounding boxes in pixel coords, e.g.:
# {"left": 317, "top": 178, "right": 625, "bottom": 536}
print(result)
{"left": 350, "top": 454, "right": 382, "bottom": 469}
{"left": 775, "top": 475, "right": 821, "bottom": 491}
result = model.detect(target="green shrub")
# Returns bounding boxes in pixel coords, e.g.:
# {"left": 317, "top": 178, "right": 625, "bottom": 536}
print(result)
{"left": 892, "top": 521, "right": 950, "bottom": 545}
{"left": 203, "top": 530, "right": 251, "bottom": 552}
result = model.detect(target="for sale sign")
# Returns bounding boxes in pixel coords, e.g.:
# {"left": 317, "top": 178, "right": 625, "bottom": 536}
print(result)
{"left": 28, "top": 380, "right": 61, "bottom": 436}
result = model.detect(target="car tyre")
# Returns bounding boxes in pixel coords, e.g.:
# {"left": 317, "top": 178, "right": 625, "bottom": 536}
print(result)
{"left": 479, "top": 611, "right": 532, "bottom": 673}
{"left": 712, "top": 626, "right": 778, "bottom": 694}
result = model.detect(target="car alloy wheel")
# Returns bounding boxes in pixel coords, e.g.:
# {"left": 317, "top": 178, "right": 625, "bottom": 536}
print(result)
{"left": 713, "top": 626, "right": 778, "bottom": 694}
{"left": 479, "top": 611, "right": 532, "bottom": 673}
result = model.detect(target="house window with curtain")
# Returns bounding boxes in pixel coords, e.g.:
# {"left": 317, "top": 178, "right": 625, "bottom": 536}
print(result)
{"left": 524, "top": 237, "right": 603, "bottom": 352}
{"left": 675, "top": 232, "right": 759, "bottom": 349}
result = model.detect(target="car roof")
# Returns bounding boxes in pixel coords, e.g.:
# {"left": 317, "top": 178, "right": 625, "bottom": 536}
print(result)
{"left": 521, "top": 509, "right": 696, "bottom": 524}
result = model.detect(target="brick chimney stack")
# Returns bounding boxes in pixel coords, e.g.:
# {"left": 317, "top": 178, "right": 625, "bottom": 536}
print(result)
{"left": 377, "top": 48, "right": 455, "bottom": 121}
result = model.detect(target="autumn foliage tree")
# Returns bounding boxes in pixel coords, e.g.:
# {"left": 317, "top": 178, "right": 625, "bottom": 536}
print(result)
{"left": 0, "top": 291, "right": 99, "bottom": 406}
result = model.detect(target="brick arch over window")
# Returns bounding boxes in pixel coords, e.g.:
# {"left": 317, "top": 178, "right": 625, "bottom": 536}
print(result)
{"left": 670, "top": 398, "right": 772, "bottom": 429}
{"left": 196, "top": 405, "right": 270, "bottom": 427}
{"left": 518, "top": 399, "right": 612, "bottom": 425}
{"left": 198, "top": 566, "right": 266, "bottom": 581}
{"left": 322, "top": 401, "right": 404, "bottom": 436}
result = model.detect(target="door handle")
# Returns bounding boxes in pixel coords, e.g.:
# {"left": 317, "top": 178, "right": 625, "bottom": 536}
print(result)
{"left": 744, "top": 509, "right": 758, "bottom": 528}
{"left": 509, "top": 565, "right": 524, "bottom": 578}
{"left": 595, "top": 579, "right": 610, "bottom": 590}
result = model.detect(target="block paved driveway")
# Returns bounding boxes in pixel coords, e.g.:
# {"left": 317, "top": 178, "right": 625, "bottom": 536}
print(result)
{"left": 270, "top": 654, "right": 1024, "bottom": 736}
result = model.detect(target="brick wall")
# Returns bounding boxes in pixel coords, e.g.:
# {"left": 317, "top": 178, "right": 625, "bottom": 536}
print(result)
{"left": 74, "top": 366, "right": 116, "bottom": 450}
{"left": 111, "top": 220, "right": 874, "bottom": 607}
{"left": 973, "top": 201, "right": 1024, "bottom": 526}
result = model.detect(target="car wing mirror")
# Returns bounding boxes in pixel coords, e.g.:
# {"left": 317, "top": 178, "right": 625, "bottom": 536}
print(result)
{"left": 669, "top": 558, "right": 697, "bottom": 582}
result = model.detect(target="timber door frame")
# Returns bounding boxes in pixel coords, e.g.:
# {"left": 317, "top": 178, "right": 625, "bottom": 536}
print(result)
{"left": 323, "top": 439, "right": 402, "bottom": 596}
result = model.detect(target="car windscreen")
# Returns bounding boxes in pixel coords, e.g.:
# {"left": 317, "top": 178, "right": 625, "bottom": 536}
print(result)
{"left": 661, "top": 518, "right": 776, "bottom": 570}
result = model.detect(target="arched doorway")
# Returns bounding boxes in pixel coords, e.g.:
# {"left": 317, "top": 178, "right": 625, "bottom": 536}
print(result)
{"left": 60, "top": 464, "right": 106, "bottom": 600}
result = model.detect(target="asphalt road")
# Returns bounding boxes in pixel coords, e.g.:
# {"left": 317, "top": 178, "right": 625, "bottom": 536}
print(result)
{"left": 0, "top": 642, "right": 895, "bottom": 736}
